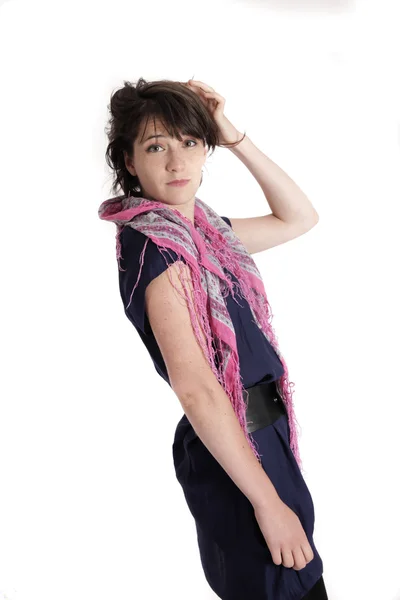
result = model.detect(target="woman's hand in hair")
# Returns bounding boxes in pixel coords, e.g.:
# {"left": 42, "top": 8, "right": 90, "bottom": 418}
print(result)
{"left": 181, "top": 79, "right": 244, "bottom": 147}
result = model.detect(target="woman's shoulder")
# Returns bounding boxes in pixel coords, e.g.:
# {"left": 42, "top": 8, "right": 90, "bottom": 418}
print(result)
{"left": 119, "top": 223, "right": 182, "bottom": 261}
{"left": 120, "top": 222, "right": 149, "bottom": 247}
{"left": 119, "top": 215, "right": 232, "bottom": 263}
{"left": 220, "top": 215, "right": 232, "bottom": 227}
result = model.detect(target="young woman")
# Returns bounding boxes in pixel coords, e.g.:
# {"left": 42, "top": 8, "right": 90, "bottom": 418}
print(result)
{"left": 98, "top": 77, "right": 328, "bottom": 600}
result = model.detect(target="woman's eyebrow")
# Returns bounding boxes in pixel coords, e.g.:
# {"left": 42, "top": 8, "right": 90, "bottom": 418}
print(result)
{"left": 142, "top": 133, "right": 167, "bottom": 143}
{"left": 142, "top": 132, "right": 190, "bottom": 144}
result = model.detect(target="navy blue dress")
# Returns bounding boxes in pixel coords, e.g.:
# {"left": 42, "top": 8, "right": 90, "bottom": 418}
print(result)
{"left": 118, "top": 217, "right": 325, "bottom": 600}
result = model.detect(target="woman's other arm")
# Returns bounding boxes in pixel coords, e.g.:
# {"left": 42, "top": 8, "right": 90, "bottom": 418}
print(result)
{"left": 145, "top": 260, "right": 279, "bottom": 511}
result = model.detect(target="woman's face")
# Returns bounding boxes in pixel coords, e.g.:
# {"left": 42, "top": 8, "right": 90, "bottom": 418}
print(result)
{"left": 124, "top": 117, "right": 208, "bottom": 211}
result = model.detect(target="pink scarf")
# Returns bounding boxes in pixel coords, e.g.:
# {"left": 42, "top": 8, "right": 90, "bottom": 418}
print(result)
{"left": 98, "top": 193, "right": 303, "bottom": 471}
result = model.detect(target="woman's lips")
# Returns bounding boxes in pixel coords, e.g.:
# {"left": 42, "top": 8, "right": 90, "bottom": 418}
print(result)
{"left": 167, "top": 179, "right": 190, "bottom": 187}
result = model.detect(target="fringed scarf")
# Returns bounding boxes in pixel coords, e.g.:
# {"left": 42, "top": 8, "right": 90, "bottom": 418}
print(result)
{"left": 98, "top": 193, "right": 303, "bottom": 471}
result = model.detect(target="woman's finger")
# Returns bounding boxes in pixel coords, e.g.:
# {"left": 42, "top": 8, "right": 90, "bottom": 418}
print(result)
{"left": 188, "top": 80, "right": 214, "bottom": 92}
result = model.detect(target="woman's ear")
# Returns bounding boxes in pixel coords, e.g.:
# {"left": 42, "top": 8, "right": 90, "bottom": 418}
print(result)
{"left": 123, "top": 150, "right": 129, "bottom": 168}
{"left": 123, "top": 151, "right": 137, "bottom": 177}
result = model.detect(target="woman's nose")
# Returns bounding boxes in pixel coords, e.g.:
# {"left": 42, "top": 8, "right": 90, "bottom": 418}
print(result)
{"left": 166, "top": 153, "right": 186, "bottom": 169}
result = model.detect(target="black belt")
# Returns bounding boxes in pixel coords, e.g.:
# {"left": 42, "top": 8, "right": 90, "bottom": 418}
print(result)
{"left": 244, "top": 379, "right": 287, "bottom": 433}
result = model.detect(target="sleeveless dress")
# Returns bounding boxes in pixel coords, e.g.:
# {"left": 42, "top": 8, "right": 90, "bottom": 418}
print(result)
{"left": 118, "top": 217, "right": 326, "bottom": 600}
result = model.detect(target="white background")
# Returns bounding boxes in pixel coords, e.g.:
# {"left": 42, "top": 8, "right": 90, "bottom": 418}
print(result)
{"left": 1, "top": 0, "right": 399, "bottom": 599}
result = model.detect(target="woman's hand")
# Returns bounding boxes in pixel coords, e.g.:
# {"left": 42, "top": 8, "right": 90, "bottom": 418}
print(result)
{"left": 181, "top": 79, "right": 244, "bottom": 146}
{"left": 254, "top": 499, "right": 315, "bottom": 570}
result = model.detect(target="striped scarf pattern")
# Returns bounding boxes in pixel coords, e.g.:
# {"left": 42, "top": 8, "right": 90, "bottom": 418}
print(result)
{"left": 98, "top": 193, "right": 303, "bottom": 471}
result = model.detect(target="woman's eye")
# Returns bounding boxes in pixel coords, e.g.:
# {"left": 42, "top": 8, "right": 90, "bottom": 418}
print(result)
{"left": 147, "top": 140, "right": 197, "bottom": 152}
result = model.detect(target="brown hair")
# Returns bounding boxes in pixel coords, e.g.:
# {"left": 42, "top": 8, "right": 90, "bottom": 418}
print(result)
{"left": 104, "top": 77, "right": 246, "bottom": 198}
